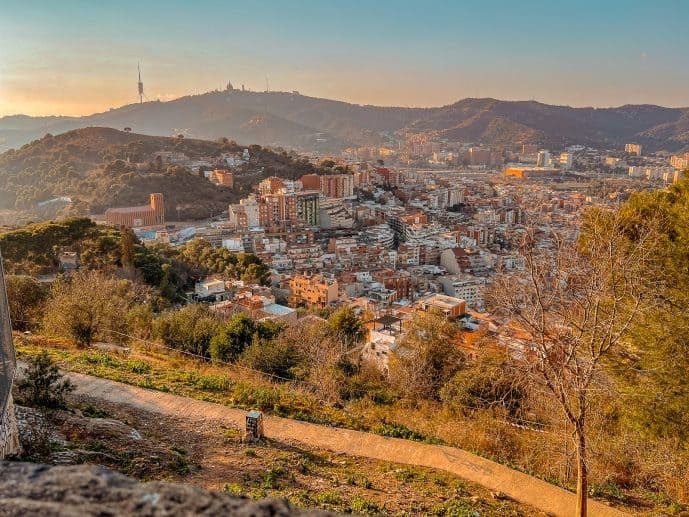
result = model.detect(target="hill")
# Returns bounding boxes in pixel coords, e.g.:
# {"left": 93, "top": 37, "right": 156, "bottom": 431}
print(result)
{"left": 0, "top": 127, "right": 328, "bottom": 219}
{"left": 1, "top": 90, "right": 689, "bottom": 153}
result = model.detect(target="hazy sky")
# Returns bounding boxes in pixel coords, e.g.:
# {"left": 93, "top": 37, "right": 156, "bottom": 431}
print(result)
{"left": 2, "top": 0, "right": 688, "bottom": 117}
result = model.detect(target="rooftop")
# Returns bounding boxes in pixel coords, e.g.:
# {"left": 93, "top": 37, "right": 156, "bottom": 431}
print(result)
{"left": 105, "top": 205, "right": 153, "bottom": 214}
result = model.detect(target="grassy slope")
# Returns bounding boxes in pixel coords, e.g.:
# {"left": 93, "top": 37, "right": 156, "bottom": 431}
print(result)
{"left": 16, "top": 333, "right": 685, "bottom": 514}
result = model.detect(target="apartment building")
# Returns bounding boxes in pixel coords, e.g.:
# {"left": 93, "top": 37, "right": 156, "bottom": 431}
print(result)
{"left": 288, "top": 274, "right": 339, "bottom": 308}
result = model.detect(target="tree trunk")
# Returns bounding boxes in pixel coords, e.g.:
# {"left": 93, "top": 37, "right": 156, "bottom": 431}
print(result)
{"left": 575, "top": 426, "right": 588, "bottom": 517}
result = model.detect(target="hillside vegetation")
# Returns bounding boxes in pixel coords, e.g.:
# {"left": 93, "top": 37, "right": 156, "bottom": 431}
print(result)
{"left": 0, "top": 217, "right": 269, "bottom": 303}
{"left": 0, "top": 127, "right": 328, "bottom": 218}
{"left": 12, "top": 348, "right": 542, "bottom": 517}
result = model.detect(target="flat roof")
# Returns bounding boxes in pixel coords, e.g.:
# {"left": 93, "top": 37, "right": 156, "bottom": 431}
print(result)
{"left": 374, "top": 315, "right": 402, "bottom": 326}
{"left": 262, "top": 303, "right": 295, "bottom": 316}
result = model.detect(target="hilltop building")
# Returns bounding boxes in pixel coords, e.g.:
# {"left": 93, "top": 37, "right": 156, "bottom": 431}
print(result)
{"left": 209, "top": 169, "right": 234, "bottom": 188}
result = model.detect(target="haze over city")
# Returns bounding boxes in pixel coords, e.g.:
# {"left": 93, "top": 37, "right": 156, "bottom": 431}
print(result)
{"left": 2, "top": 0, "right": 689, "bottom": 117}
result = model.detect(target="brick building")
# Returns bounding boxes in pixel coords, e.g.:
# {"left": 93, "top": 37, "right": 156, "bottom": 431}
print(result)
{"left": 105, "top": 193, "right": 165, "bottom": 228}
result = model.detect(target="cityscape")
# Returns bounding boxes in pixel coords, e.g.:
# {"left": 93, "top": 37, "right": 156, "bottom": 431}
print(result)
{"left": 1, "top": 2, "right": 689, "bottom": 517}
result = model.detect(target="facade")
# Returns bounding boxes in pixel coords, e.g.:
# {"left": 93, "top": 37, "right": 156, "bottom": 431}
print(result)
{"left": 670, "top": 153, "right": 689, "bottom": 170}
{"left": 209, "top": 169, "right": 234, "bottom": 188}
{"left": 388, "top": 211, "right": 427, "bottom": 241}
{"left": 469, "top": 147, "right": 502, "bottom": 166}
{"left": 105, "top": 193, "right": 165, "bottom": 227}
{"left": 288, "top": 274, "right": 339, "bottom": 308}
{"left": 438, "top": 275, "right": 486, "bottom": 310}
{"left": 293, "top": 191, "right": 320, "bottom": 226}
{"left": 320, "top": 174, "right": 354, "bottom": 198}
{"left": 195, "top": 279, "right": 227, "bottom": 300}
{"left": 504, "top": 167, "right": 559, "bottom": 179}
{"left": 625, "top": 143, "right": 642, "bottom": 156}
{"left": 229, "top": 195, "right": 261, "bottom": 228}
{"left": 559, "top": 152, "right": 573, "bottom": 169}
{"left": 536, "top": 150, "right": 551, "bottom": 167}
{"left": 440, "top": 247, "right": 492, "bottom": 276}
{"left": 319, "top": 198, "right": 354, "bottom": 229}
{"left": 231, "top": 191, "right": 320, "bottom": 228}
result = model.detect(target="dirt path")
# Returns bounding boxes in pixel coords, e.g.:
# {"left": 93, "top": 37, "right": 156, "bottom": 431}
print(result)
{"left": 65, "top": 370, "right": 627, "bottom": 517}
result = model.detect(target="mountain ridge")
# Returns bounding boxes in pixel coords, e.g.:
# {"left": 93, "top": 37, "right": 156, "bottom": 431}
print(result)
{"left": 2, "top": 90, "right": 689, "bottom": 153}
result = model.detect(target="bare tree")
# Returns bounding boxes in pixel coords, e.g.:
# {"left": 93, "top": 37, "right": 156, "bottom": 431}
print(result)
{"left": 490, "top": 211, "right": 658, "bottom": 516}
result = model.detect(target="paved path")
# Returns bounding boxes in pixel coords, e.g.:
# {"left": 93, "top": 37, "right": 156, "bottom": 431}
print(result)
{"left": 66, "top": 371, "right": 626, "bottom": 517}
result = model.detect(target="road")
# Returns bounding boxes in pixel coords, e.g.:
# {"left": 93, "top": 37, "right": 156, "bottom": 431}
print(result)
{"left": 65, "top": 370, "right": 627, "bottom": 517}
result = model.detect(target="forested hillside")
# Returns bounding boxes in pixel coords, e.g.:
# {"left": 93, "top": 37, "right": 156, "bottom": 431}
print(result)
{"left": 0, "top": 127, "right": 328, "bottom": 220}
{"left": 0, "top": 217, "right": 269, "bottom": 303}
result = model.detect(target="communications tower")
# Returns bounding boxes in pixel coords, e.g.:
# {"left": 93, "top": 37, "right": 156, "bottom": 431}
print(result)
{"left": 137, "top": 63, "right": 145, "bottom": 103}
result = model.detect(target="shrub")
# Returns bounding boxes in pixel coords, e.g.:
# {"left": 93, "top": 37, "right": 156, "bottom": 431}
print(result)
{"left": 124, "top": 359, "right": 153, "bottom": 374}
{"left": 42, "top": 270, "right": 135, "bottom": 346}
{"left": 16, "top": 350, "right": 74, "bottom": 409}
{"left": 154, "top": 304, "right": 220, "bottom": 357}
{"left": 5, "top": 275, "right": 47, "bottom": 330}
{"left": 440, "top": 349, "right": 525, "bottom": 417}
{"left": 209, "top": 314, "right": 257, "bottom": 362}
{"left": 349, "top": 497, "right": 382, "bottom": 515}
{"left": 373, "top": 421, "right": 429, "bottom": 442}
{"left": 239, "top": 336, "right": 305, "bottom": 380}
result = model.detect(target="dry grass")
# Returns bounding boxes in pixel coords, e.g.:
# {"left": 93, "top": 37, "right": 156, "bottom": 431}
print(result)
{"left": 15, "top": 333, "right": 688, "bottom": 514}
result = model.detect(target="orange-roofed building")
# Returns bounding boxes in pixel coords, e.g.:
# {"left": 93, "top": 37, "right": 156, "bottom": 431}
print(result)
{"left": 105, "top": 193, "right": 165, "bottom": 228}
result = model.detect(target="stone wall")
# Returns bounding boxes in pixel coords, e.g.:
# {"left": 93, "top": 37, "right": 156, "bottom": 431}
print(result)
{"left": 0, "top": 250, "right": 17, "bottom": 460}
{"left": 0, "top": 395, "right": 19, "bottom": 458}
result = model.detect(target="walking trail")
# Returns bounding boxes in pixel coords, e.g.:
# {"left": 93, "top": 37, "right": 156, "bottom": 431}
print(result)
{"left": 66, "top": 371, "right": 627, "bottom": 517}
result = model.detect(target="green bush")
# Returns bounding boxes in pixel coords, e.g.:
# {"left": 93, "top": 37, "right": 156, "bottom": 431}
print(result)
{"left": 16, "top": 350, "right": 74, "bottom": 409}
{"left": 239, "top": 336, "right": 305, "bottom": 380}
{"left": 154, "top": 304, "right": 220, "bottom": 357}
{"left": 373, "top": 422, "right": 429, "bottom": 442}
{"left": 349, "top": 496, "right": 382, "bottom": 515}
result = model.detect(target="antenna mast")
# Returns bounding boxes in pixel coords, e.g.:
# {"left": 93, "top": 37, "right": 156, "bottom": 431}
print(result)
{"left": 137, "top": 62, "right": 145, "bottom": 104}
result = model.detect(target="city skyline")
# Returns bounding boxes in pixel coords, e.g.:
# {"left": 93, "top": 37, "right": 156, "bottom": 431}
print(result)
{"left": 2, "top": 0, "right": 689, "bottom": 117}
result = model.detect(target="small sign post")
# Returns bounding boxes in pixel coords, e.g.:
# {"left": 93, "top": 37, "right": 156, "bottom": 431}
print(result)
{"left": 245, "top": 410, "right": 264, "bottom": 442}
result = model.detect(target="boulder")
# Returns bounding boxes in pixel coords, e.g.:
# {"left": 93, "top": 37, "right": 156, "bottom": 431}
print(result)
{"left": 0, "top": 462, "right": 339, "bottom": 516}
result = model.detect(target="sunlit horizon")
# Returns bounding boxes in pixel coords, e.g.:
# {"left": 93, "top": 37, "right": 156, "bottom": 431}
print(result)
{"left": 2, "top": 0, "right": 689, "bottom": 117}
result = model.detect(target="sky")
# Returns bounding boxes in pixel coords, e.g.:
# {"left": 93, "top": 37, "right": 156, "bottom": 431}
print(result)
{"left": 1, "top": 0, "right": 689, "bottom": 117}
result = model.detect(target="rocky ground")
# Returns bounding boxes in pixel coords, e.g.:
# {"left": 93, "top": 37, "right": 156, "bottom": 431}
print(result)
{"left": 8, "top": 392, "right": 544, "bottom": 516}
{"left": 0, "top": 461, "right": 335, "bottom": 516}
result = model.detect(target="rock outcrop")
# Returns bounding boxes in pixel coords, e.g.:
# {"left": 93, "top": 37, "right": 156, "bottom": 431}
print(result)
{"left": 0, "top": 462, "right": 338, "bottom": 516}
